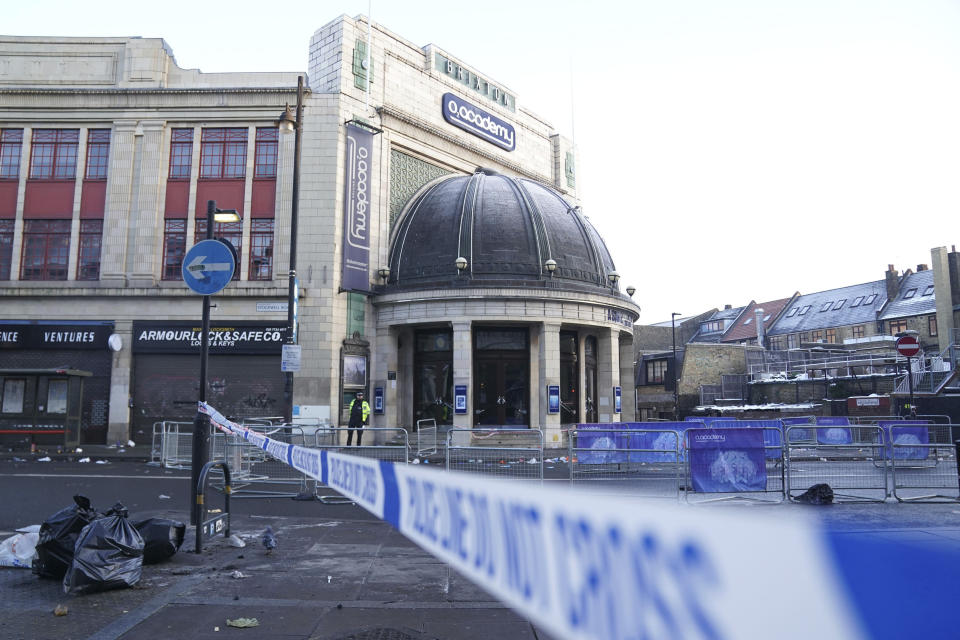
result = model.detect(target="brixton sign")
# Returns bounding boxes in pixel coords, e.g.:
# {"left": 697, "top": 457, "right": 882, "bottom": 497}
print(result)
{"left": 442, "top": 93, "right": 515, "bottom": 152}
{"left": 896, "top": 335, "right": 920, "bottom": 357}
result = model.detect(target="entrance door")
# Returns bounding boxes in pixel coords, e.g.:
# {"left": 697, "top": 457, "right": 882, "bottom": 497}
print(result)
{"left": 559, "top": 331, "right": 579, "bottom": 425}
{"left": 473, "top": 328, "right": 529, "bottom": 427}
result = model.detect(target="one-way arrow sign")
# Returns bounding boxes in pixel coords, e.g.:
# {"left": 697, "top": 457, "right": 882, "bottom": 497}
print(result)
{"left": 182, "top": 239, "right": 236, "bottom": 295}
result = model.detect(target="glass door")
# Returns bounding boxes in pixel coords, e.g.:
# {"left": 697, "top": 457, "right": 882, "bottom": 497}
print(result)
{"left": 473, "top": 328, "right": 529, "bottom": 427}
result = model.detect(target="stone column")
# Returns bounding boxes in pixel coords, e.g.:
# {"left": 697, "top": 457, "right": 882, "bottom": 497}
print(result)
{"left": 107, "top": 320, "right": 133, "bottom": 443}
{"left": 932, "top": 246, "right": 954, "bottom": 353}
{"left": 374, "top": 325, "right": 399, "bottom": 434}
{"left": 128, "top": 121, "right": 165, "bottom": 285}
{"left": 100, "top": 122, "right": 138, "bottom": 284}
{"left": 538, "top": 322, "right": 562, "bottom": 447}
{"left": 597, "top": 327, "right": 621, "bottom": 423}
{"left": 619, "top": 332, "right": 636, "bottom": 422}
{"left": 451, "top": 321, "right": 472, "bottom": 443}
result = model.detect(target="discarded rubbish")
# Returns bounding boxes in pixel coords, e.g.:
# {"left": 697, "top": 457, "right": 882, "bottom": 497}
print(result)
{"left": 228, "top": 534, "right": 245, "bottom": 548}
{"left": 63, "top": 503, "right": 144, "bottom": 595}
{"left": 412, "top": 459, "right": 421, "bottom": 464}
{"left": 158, "top": 494, "right": 171, "bottom": 500}
{"left": 77, "top": 458, "right": 90, "bottom": 463}
{"left": 0, "top": 531, "right": 39, "bottom": 568}
{"left": 127, "top": 440, "right": 135, "bottom": 447}
{"left": 527, "top": 458, "right": 538, "bottom": 464}
{"left": 53, "top": 604, "right": 68, "bottom": 617}
{"left": 132, "top": 518, "right": 185, "bottom": 564}
{"left": 794, "top": 483, "right": 834, "bottom": 505}
{"left": 230, "top": 570, "right": 247, "bottom": 579}
{"left": 208, "top": 508, "right": 222, "bottom": 514}
{"left": 34, "top": 495, "right": 100, "bottom": 579}
{"left": 13, "top": 456, "right": 26, "bottom": 462}
{"left": 75, "top": 448, "right": 83, "bottom": 454}
{"left": 17, "top": 525, "right": 41, "bottom": 534}
{"left": 226, "top": 618, "right": 259, "bottom": 628}
{"left": 37, "top": 457, "right": 51, "bottom": 462}
{"left": 327, "top": 575, "right": 331, "bottom": 584}
{"left": 95, "top": 460, "right": 109, "bottom": 465}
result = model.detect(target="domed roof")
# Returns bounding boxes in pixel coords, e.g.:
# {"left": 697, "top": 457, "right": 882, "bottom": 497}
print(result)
{"left": 386, "top": 169, "right": 617, "bottom": 292}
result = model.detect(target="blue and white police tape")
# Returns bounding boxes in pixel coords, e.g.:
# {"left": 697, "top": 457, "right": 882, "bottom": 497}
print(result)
{"left": 199, "top": 402, "right": 959, "bottom": 640}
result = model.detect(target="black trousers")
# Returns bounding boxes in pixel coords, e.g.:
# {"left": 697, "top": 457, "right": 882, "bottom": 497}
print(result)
{"left": 347, "top": 424, "right": 364, "bottom": 446}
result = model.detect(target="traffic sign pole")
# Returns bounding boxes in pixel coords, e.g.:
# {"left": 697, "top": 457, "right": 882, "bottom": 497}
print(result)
{"left": 906, "top": 355, "right": 914, "bottom": 411}
{"left": 190, "top": 201, "right": 216, "bottom": 526}
{"left": 896, "top": 334, "right": 921, "bottom": 414}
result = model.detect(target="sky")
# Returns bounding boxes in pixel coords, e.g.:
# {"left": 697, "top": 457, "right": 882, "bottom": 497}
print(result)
{"left": 7, "top": 0, "right": 960, "bottom": 323}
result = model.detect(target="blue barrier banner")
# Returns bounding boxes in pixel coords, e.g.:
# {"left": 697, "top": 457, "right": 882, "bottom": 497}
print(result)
{"left": 689, "top": 428, "right": 767, "bottom": 492}
{"left": 879, "top": 422, "right": 931, "bottom": 460}
{"left": 816, "top": 416, "right": 850, "bottom": 425}
{"left": 575, "top": 424, "right": 626, "bottom": 463}
{"left": 733, "top": 420, "right": 783, "bottom": 459}
{"left": 817, "top": 426, "right": 853, "bottom": 445}
{"left": 783, "top": 417, "right": 815, "bottom": 442}
{"left": 626, "top": 430, "right": 679, "bottom": 463}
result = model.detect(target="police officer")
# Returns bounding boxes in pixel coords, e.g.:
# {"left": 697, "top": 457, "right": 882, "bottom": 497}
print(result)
{"left": 347, "top": 391, "right": 371, "bottom": 446}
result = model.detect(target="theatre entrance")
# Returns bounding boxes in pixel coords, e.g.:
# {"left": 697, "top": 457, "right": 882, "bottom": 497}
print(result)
{"left": 473, "top": 328, "right": 529, "bottom": 427}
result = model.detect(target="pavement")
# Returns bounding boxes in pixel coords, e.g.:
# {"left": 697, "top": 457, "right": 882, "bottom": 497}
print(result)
{"left": 2, "top": 448, "right": 960, "bottom": 640}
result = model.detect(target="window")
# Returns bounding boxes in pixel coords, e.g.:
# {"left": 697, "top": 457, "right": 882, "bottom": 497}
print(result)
{"left": 769, "top": 336, "right": 785, "bottom": 350}
{"left": 254, "top": 128, "right": 278, "bottom": 178}
{"left": 851, "top": 296, "right": 864, "bottom": 307}
{"left": 888, "top": 319, "right": 908, "bottom": 335}
{"left": 76, "top": 220, "right": 102, "bottom": 280}
{"left": 249, "top": 219, "right": 274, "bottom": 280}
{"left": 168, "top": 129, "right": 194, "bottom": 179}
{"left": 786, "top": 307, "right": 799, "bottom": 317}
{"left": 20, "top": 219, "right": 70, "bottom": 280}
{"left": 833, "top": 299, "right": 846, "bottom": 310}
{"left": 929, "top": 315, "right": 938, "bottom": 337}
{"left": 1, "top": 129, "right": 23, "bottom": 179}
{"left": 2, "top": 379, "right": 25, "bottom": 413}
{"left": 701, "top": 320, "right": 723, "bottom": 332}
{"left": 787, "top": 334, "right": 798, "bottom": 349}
{"left": 47, "top": 379, "right": 68, "bottom": 414}
{"left": 810, "top": 330, "right": 823, "bottom": 342}
{"left": 763, "top": 314, "right": 771, "bottom": 322}
{"left": 825, "top": 328, "right": 837, "bottom": 344}
{"left": 744, "top": 317, "right": 752, "bottom": 325}
{"left": 0, "top": 219, "right": 13, "bottom": 280}
{"left": 820, "top": 302, "right": 833, "bottom": 312}
{"left": 863, "top": 294, "right": 877, "bottom": 305}
{"left": 646, "top": 359, "right": 667, "bottom": 384}
{"left": 84, "top": 129, "right": 110, "bottom": 179}
{"left": 903, "top": 288, "right": 917, "bottom": 300}
{"left": 852, "top": 325, "right": 865, "bottom": 339}
{"left": 798, "top": 305, "right": 811, "bottom": 315}
{"left": 199, "top": 128, "right": 247, "bottom": 179}
{"left": 29, "top": 129, "right": 79, "bottom": 179}
{"left": 162, "top": 219, "right": 187, "bottom": 280}
{"left": 195, "top": 219, "right": 241, "bottom": 280}
{"left": 923, "top": 285, "right": 934, "bottom": 296}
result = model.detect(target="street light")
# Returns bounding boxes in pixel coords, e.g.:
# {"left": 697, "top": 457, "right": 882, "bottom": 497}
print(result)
{"left": 278, "top": 75, "right": 304, "bottom": 426}
{"left": 671, "top": 312, "right": 681, "bottom": 419}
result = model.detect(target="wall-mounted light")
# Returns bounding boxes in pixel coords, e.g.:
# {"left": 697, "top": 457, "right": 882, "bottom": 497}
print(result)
{"left": 377, "top": 266, "right": 390, "bottom": 281}
{"left": 544, "top": 258, "right": 557, "bottom": 276}
{"left": 626, "top": 285, "right": 636, "bottom": 298}
{"left": 455, "top": 256, "right": 468, "bottom": 272}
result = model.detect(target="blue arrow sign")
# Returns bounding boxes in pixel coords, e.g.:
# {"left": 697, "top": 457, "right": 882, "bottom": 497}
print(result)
{"left": 182, "top": 239, "right": 236, "bottom": 295}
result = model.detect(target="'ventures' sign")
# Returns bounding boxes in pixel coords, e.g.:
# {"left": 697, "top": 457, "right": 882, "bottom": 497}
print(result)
{"left": 341, "top": 122, "right": 374, "bottom": 293}
{"left": 442, "top": 93, "right": 515, "bottom": 152}
{"left": 0, "top": 322, "right": 114, "bottom": 350}
{"left": 132, "top": 321, "right": 288, "bottom": 354}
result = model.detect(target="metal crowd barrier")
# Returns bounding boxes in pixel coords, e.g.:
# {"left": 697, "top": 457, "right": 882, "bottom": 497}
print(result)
{"left": 416, "top": 418, "right": 438, "bottom": 457}
{"left": 445, "top": 428, "right": 544, "bottom": 481}
{"left": 158, "top": 420, "right": 199, "bottom": 469}
{"left": 216, "top": 425, "right": 311, "bottom": 498}
{"left": 890, "top": 424, "right": 960, "bottom": 503}
{"left": 308, "top": 427, "right": 410, "bottom": 503}
{"left": 568, "top": 428, "right": 681, "bottom": 499}
{"left": 785, "top": 425, "right": 888, "bottom": 503}
{"left": 683, "top": 426, "right": 785, "bottom": 505}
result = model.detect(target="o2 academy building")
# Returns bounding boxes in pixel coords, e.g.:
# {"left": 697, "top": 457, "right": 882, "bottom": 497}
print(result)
{"left": 0, "top": 15, "right": 639, "bottom": 449}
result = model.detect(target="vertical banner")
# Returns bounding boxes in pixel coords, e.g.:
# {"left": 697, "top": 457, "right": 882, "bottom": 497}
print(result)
{"left": 547, "top": 385, "right": 560, "bottom": 413}
{"left": 614, "top": 386, "right": 622, "bottom": 414}
{"left": 454, "top": 384, "right": 467, "bottom": 414}
{"left": 341, "top": 123, "right": 374, "bottom": 292}
{"left": 374, "top": 386, "right": 384, "bottom": 414}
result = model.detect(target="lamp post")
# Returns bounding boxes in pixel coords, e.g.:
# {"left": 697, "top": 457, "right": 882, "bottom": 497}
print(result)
{"left": 278, "top": 75, "right": 304, "bottom": 426}
{"left": 190, "top": 200, "right": 240, "bottom": 524}
{"left": 671, "top": 312, "right": 681, "bottom": 419}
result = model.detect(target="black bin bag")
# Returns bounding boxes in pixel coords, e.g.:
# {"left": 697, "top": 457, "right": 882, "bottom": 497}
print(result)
{"left": 63, "top": 503, "right": 144, "bottom": 595}
{"left": 33, "top": 495, "right": 100, "bottom": 579}
{"left": 132, "top": 517, "right": 185, "bottom": 564}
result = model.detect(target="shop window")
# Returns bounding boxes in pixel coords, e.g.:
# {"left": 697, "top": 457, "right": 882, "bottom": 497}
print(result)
{"left": 200, "top": 128, "right": 247, "bottom": 179}
{"left": 888, "top": 319, "right": 908, "bottom": 335}
{"left": 47, "top": 379, "right": 68, "bottom": 414}
{"left": 254, "top": 128, "right": 278, "bottom": 178}
{"left": 852, "top": 325, "right": 865, "bottom": 339}
{"left": 168, "top": 129, "right": 194, "bottom": 179}
{"left": 2, "top": 379, "right": 25, "bottom": 413}
{"left": 646, "top": 359, "right": 667, "bottom": 384}
{"left": 249, "top": 219, "right": 273, "bottom": 280}
{"left": 1, "top": 129, "right": 23, "bottom": 179}
{"left": 29, "top": 129, "right": 79, "bottom": 179}
{"left": 195, "top": 219, "right": 241, "bottom": 280}
{"left": 825, "top": 328, "right": 837, "bottom": 344}
{"left": 20, "top": 219, "right": 70, "bottom": 280}
{"left": 929, "top": 315, "right": 938, "bottom": 337}
{"left": 0, "top": 219, "right": 13, "bottom": 280}
{"left": 162, "top": 219, "right": 186, "bottom": 280}
{"left": 76, "top": 219, "right": 102, "bottom": 280}
{"left": 84, "top": 129, "right": 110, "bottom": 180}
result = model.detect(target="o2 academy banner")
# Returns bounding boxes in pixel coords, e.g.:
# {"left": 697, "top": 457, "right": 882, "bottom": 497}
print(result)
{"left": 132, "top": 321, "right": 288, "bottom": 354}
{"left": 341, "top": 123, "right": 373, "bottom": 293}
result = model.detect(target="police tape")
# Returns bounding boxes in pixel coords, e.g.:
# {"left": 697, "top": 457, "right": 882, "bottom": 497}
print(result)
{"left": 200, "top": 402, "right": 958, "bottom": 640}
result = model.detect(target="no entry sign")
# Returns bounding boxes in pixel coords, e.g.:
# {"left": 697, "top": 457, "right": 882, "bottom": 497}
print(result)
{"left": 896, "top": 335, "right": 920, "bottom": 357}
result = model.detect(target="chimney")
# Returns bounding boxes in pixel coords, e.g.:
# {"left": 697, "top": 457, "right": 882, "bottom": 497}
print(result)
{"left": 724, "top": 304, "right": 732, "bottom": 310}
{"left": 885, "top": 264, "right": 900, "bottom": 301}
{"left": 754, "top": 307, "right": 765, "bottom": 348}
{"left": 917, "top": 264, "right": 928, "bottom": 272}
{"left": 950, "top": 249, "right": 960, "bottom": 307}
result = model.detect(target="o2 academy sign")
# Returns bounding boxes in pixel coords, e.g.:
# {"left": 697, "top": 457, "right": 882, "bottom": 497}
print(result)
{"left": 442, "top": 93, "right": 515, "bottom": 152}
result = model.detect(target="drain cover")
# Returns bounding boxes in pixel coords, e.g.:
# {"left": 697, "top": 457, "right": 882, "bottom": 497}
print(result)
{"left": 332, "top": 628, "right": 424, "bottom": 640}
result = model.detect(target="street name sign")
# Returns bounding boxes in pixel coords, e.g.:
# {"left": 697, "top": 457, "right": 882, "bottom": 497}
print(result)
{"left": 182, "top": 240, "right": 236, "bottom": 295}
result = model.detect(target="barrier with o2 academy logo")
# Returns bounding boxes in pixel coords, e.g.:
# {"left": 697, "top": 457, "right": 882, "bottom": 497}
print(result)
{"left": 199, "top": 401, "right": 960, "bottom": 640}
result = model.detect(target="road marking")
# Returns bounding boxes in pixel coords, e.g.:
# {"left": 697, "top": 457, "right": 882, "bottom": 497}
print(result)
{"left": 0, "top": 473, "right": 189, "bottom": 480}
